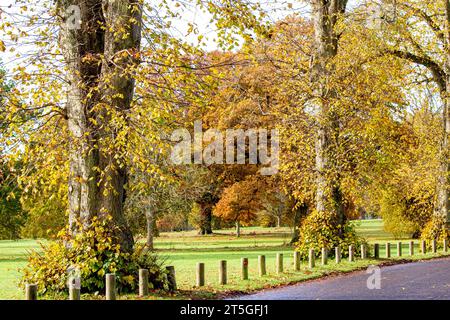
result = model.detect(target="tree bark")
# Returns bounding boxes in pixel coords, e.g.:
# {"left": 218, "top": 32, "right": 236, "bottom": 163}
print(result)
{"left": 59, "top": 0, "right": 142, "bottom": 252}
{"left": 310, "top": 0, "right": 348, "bottom": 228}
{"left": 438, "top": 0, "right": 450, "bottom": 227}
{"left": 145, "top": 209, "right": 158, "bottom": 250}
{"left": 290, "top": 203, "right": 308, "bottom": 244}
{"left": 196, "top": 192, "right": 217, "bottom": 235}
{"left": 198, "top": 203, "right": 213, "bottom": 235}
{"left": 235, "top": 220, "right": 240, "bottom": 237}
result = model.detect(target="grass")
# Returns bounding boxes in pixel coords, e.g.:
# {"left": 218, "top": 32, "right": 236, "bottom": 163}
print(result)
{"left": 0, "top": 219, "right": 448, "bottom": 300}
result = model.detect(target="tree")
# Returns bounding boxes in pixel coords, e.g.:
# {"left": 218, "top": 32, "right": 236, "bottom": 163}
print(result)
{"left": 309, "top": 0, "right": 349, "bottom": 231}
{"left": 213, "top": 178, "right": 262, "bottom": 237}
{"left": 0, "top": 161, "right": 26, "bottom": 239}
{"left": 56, "top": 0, "right": 144, "bottom": 251}
{"left": 373, "top": 0, "right": 450, "bottom": 232}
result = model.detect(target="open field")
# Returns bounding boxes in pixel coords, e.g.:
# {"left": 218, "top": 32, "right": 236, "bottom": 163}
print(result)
{"left": 1, "top": 219, "right": 447, "bottom": 300}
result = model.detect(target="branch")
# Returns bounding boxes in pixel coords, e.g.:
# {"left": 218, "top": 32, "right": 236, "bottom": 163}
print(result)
{"left": 387, "top": 49, "right": 446, "bottom": 92}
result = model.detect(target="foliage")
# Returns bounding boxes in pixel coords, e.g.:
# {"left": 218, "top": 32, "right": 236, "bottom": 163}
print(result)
{"left": 420, "top": 216, "right": 450, "bottom": 250}
{"left": 20, "top": 193, "right": 66, "bottom": 239}
{"left": 381, "top": 201, "right": 418, "bottom": 239}
{"left": 295, "top": 209, "right": 366, "bottom": 260}
{"left": 20, "top": 216, "right": 167, "bottom": 295}
{"left": 0, "top": 164, "right": 26, "bottom": 240}
{"left": 213, "top": 178, "right": 262, "bottom": 226}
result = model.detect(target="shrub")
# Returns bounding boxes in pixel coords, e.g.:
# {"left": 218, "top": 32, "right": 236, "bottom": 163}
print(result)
{"left": 295, "top": 209, "right": 366, "bottom": 259}
{"left": 420, "top": 216, "right": 450, "bottom": 250}
{"left": 20, "top": 216, "right": 168, "bottom": 296}
{"left": 382, "top": 208, "right": 418, "bottom": 239}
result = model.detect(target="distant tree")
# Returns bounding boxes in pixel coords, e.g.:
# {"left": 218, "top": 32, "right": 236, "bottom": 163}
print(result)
{"left": 0, "top": 162, "right": 26, "bottom": 239}
{"left": 213, "top": 178, "right": 262, "bottom": 237}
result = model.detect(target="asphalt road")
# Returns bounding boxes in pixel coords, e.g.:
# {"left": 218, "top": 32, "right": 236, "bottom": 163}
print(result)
{"left": 231, "top": 257, "right": 450, "bottom": 300}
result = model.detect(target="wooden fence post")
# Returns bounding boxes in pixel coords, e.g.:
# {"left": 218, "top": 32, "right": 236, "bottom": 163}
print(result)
{"left": 432, "top": 240, "right": 437, "bottom": 253}
{"left": 219, "top": 260, "right": 227, "bottom": 285}
{"left": 276, "top": 253, "right": 283, "bottom": 274}
{"left": 444, "top": 239, "right": 448, "bottom": 253}
{"left": 373, "top": 243, "right": 379, "bottom": 259}
{"left": 258, "top": 255, "right": 266, "bottom": 276}
{"left": 321, "top": 248, "right": 328, "bottom": 265}
{"left": 348, "top": 245, "right": 354, "bottom": 262}
{"left": 25, "top": 284, "right": 38, "bottom": 300}
{"left": 293, "top": 251, "right": 301, "bottom": 271}
{"left": 421, "top": 240, "right": 426, "bottom": 254}
{"left": 386, "top": 242, "right": 391, "bottom": 258}
{"left": 139, "top": 269, "right": 149, "bottom": 296}
{"left": 409, "top": 241, "right": 414, "bottom": 256}
{"left": 309, "top": 249, "right": 315, "bottom": 268}
{"left": 241, "top": 258, "right": 249, "bottom": 280}
{"left": 361, "top": 244, "right": 366, "bottom": 259}
{"left": 196, "top": 263, "right": 205, "bottom": 287}
{"left": 105, "top": 273, "right": 116, "bottom": 300}
{"left": 166, "top": 266, "right": 177, "bottom": 291}
{"left": 335, "top": 247, "right": 341, "bottom": 264}
{"left": 397, "top": 242, "right": 402, "bottom": 257}
{"left": 69, "top": 277, "right": 81, "bottom": 300}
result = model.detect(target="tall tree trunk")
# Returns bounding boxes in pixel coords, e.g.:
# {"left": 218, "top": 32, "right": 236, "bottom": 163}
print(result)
{"left": 311, "top": 0, "right": 348, "bottom": 228}
{"left": 198, "top": 203, "right": 213, "bottom": 235}
{"left": 438, "top": 0, "right": 450, "bottom": 228}
{"left": 290, "top": 203, "right": 308, "bottom": 244}
{"left": 59, "top": 0, "right": 142, "bottom": 252}
{"left": 235, "top": 220, "right": 240, "bottom": 237}
{"left": 276, "top": 215, "right": 281, "bottom": 228}
{"left": 146, "top": 209, "right": 157, "bottom": 250}
{"left": 196, "top": 192, "right": 217, "bottom": 235}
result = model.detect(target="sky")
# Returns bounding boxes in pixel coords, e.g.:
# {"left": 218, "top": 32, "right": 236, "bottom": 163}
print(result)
{"left": 0, "top": 0, "right": 365, "bottom": 72}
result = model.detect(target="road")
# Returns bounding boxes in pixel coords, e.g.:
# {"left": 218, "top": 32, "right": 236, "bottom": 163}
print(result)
{"left": 231, "top": 257, "right": 450, "bottom": 300}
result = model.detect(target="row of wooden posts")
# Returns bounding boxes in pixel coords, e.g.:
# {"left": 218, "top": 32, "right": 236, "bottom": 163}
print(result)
{"left": 25, "top": 239, "right": 448, "bottom": 300}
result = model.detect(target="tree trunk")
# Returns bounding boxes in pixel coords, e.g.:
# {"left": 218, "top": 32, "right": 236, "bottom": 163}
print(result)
{"left": 235, "top": 221, "right": 240, "bottom": 238}
{"left": 196, "top": 192, "right": 217, "bottom": 235}
{"left": 59, "top": 0, "right": 142, "bottom": 252}
{"left": 198, "top": 203, "right": 213, "bottom": 235}
{"left": 276, "top": 215, "right": 281, "bottom": 228}
{"left": 146, "top": 209, "right": 158, "bottom": 250}
{"left": 438, "top": 0, "right": 450, "bottom": 228}
{"left": 290, "top": 203, "right": 308, "bottom": 244}
{"left": 311, "top": 0, "right": 348, "bottom": 227}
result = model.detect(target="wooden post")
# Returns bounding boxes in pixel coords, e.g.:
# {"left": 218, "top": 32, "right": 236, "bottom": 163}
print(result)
{"left": 166, "top": 266, "right": 177, "bottom": 291}
{"left": 309, "top": 249, "right": 315, "bottom": 268}
{"left": 293, "top": 251, "right": 301, "bottom": 271}
{"left": 241, "top": 258, "right": 249, "bottom": 280}
{"left": 321, "top": 248, "right": 328, "bottom": 265}
{"left": 219, "top": 260, "right": 227, "bottom": 285}
{"left": 421, "top": 240, "right": 426, "bottom": 254}
{"left": 68, "top": 277, "right": 81, "bottom": 300}
{"left": 139, "top": 269, "right": 149, "bottom": 296}
{"left": 258, "top": 255, "right": 266, "bottom": 276}
{"left": 361, "top": 244, "right": 366, "bottom": 259}
{"left": 25, "top": 284, "right": 37, "bottom": 300}
{"left": 105, "top": 273, "right": 116, "bottom": 300}
{"left": 444, "top": 239, "right": 448, "bottom": 253}
{"left": 432, "top": 240, "right": 437, "bottom": 253}
{"left": 196, "top": 263, "right": 205, "bottom": 287}
{"left": 373, "top": 243, "right": 379, "bottom": 259}
{"left": 409, "top": 241, "right": 414, "bottom": 256}
{"left": 276, "top": 253, "right": 284, "bottom": 274}
{"left": 386, "top": 242, "right": 391, "bottom": 258}
{"left": 397, "top": 242, "right": 402, "bottom": 257}
{"left": 348, "top": 245, "right": 354, "bottom": 262}
{"left": 335, "top": 247, "right": 341, "bottom": 264}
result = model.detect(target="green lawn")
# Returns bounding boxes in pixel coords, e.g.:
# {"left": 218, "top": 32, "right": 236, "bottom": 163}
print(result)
{"left": 0, "top": 220, "right": 447, "bottom": 300}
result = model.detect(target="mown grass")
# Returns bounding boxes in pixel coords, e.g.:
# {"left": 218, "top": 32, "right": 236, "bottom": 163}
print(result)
{"left": 0, "top": 220, "right": 448, "bottom": 300}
